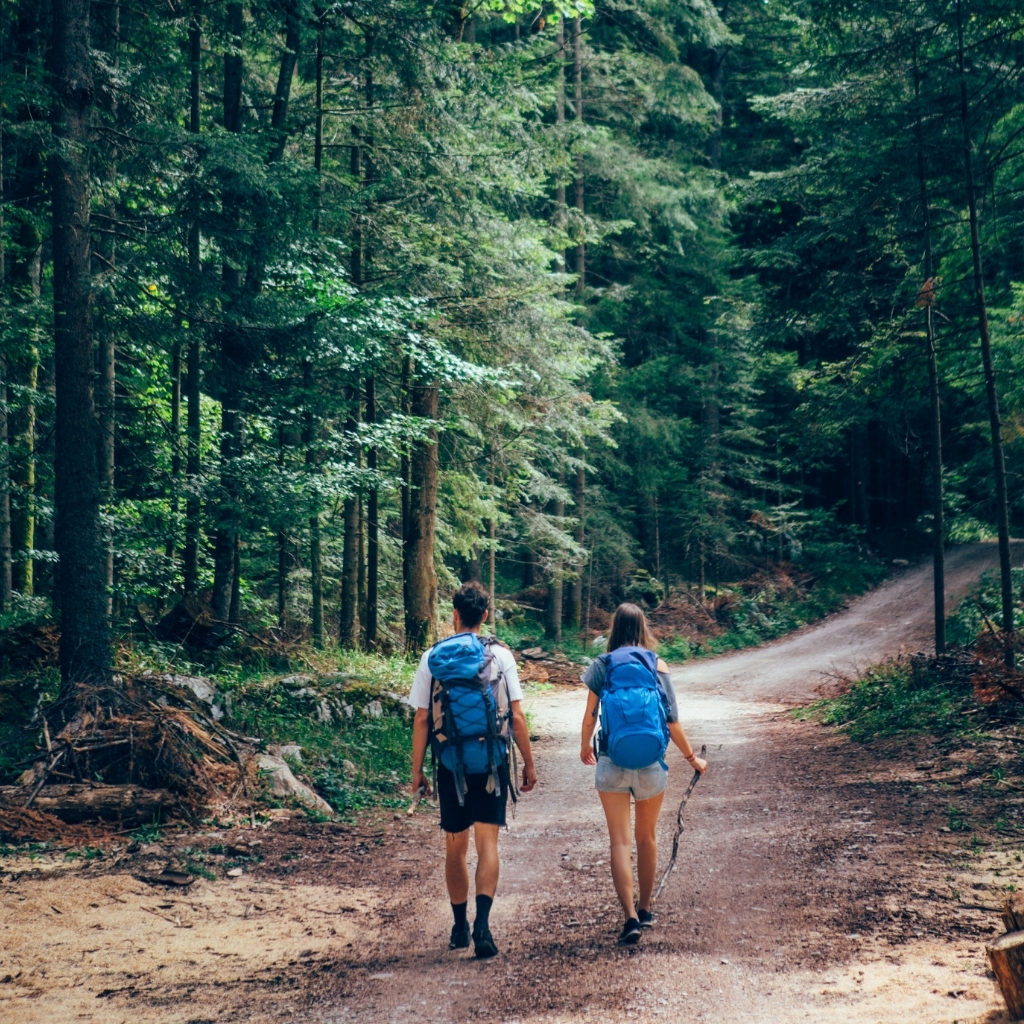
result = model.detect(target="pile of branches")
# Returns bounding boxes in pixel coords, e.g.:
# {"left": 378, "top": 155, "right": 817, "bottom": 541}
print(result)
{"left": 971, "top": 631, "right": 1024, "bottom": 706}
{"left": 1, "top": 676, "right": 259, "bottom": 826}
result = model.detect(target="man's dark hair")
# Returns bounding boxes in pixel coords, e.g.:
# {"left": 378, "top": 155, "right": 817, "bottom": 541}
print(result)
{"left": 452, "top": 580, "right": 489, "bottom": 629}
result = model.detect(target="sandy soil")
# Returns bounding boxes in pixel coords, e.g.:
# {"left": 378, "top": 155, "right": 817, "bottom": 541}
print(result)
{"left": 2, "top": 542, "right": 1024, "bottom": 1024}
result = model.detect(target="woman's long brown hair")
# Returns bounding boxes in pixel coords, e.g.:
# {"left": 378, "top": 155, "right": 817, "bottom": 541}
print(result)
{"left": 606, "top": 602, "right": 657, "bottom": 652}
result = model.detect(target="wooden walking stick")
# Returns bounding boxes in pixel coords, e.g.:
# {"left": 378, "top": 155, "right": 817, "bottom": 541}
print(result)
{"left": 406, "top": 783, "right": 428, "bottom": 815}
{"left": 653, "top": 744, "right": 706, "bottom": 903}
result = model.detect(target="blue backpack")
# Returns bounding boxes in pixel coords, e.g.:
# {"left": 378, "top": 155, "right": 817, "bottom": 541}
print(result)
{"left": 598, "top": 646, "right": 669, "bottom": 770}
{"left": 427, "top": 633, "right": 512, "bottom": 805}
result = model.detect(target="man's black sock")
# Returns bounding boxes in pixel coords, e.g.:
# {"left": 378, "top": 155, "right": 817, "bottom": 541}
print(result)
{"left": 475, "top": 894, "right": 493, "bottom": 930}
{"left": 452, "top": 901, "right": 468, "bottom": 928}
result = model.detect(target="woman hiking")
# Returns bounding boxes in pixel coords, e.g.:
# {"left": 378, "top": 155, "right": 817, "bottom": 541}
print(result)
{"left": 580, "top": 602, "right": 708, "bottom": 945}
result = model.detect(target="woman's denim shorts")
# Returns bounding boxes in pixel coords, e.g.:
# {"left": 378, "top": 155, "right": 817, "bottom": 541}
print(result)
{"left": 594, "top": 754, "right": 668, "bottom": 800}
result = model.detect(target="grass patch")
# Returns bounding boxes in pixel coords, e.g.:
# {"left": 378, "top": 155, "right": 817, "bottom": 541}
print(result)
{"left": 799, "top": 656, "right": 975, "bottom": 742}
{"left": 947, "top": 567, "right": 1024, "bottom": 646}
{"left": 220, "top": 651, "right": 415, "bottom": 821}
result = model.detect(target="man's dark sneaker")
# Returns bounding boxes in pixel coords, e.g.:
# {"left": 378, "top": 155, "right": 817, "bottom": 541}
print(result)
{"left": 618, "top": 917, "right": 642, "bottom": 945}
{"left": 449, "top": 922, "right": 470, "bottom": 950}
{"left": 638, "top": 908, "right": 655, "bottom": 928}
{"left": 472, "top": 923, "right": 499, "bottom": 959}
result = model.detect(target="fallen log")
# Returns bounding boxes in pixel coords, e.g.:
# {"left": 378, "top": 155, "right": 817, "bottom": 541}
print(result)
{"left": 0, "top": 783, "right": 175, "bottom": 825}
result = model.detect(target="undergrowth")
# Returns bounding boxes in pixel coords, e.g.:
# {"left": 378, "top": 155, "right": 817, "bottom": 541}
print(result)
{"left": 797, "top": 656, "right": 976, "bottom": 741}
{"left": 217, "top": 650, "right": 414, "bottom": 820}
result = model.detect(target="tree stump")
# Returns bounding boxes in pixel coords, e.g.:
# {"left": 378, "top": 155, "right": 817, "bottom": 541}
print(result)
{"left": 989, "top": 930, "right": 1024, "bottom": 1021}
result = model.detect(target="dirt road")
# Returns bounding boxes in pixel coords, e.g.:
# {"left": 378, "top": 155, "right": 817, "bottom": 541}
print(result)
{"left": 2, "top": 542, "right": 1022, "bottom": 1023}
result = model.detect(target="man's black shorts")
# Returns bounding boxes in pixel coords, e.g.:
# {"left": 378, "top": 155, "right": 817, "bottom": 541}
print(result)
{"left": 437, "top": 762, "right": 510, "bottom": 833}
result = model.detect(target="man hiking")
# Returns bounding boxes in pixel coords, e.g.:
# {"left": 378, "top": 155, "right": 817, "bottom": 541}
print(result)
{"left": 409, "top": 580, "right": 538, "bottom": 959}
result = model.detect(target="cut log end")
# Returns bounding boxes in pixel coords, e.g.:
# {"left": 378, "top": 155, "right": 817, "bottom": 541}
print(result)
{"left": 988, "top": 929, "right": 1024, "bottom": 1021}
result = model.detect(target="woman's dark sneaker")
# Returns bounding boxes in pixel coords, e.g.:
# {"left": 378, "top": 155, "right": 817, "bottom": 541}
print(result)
{"left": 638, "top": 908, "right": 655, "bottom": 928}
{"left": 618, "top": 917, "right": 642, "bottom": 945}
{"left": 449, "top": 921, "right": 471, "bottom": 949}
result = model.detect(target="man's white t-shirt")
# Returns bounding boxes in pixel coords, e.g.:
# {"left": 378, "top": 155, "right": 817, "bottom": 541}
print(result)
{"left": 408, "top": 633, "right": 524, "bottom": 709}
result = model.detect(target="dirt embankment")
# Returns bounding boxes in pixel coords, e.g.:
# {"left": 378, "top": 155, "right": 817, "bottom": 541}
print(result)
{"left": 2, "top": 542, "right": 1023, "bottom": 1024}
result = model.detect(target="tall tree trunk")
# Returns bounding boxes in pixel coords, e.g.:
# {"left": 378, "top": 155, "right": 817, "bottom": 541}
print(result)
{"left": 339, "top": 463, "right": 361, "bottom": 649}
{"left": 277, "top": 524, "right": 288, "bottom": 626}
{"left": 350, "top": 49, "right": 378, "bottom": 649}
{"left": 572, "top": 15, "right": 585, "bottom": 294}
{"left": 544, "top": 20, "right": 566, "bottom": 643}
{"left": 566, "top": 462, "right": 585, "bottom": 632}
{"left": 97, "top": 313, "right": 115, "bottom": 617}
{"left": 0, "top": 374, "right": 9, "bottom": 614}
{"left": 309, "top": 513, "right": 323, "bottom": 645}
{"left": 212, "top": 0, "right": 301, "bottom": 628}
{"left": 404, "top": 380, "right": 438, "bottom": 652}
{"left": 652, "top": 488, "right": 661, "bottom": 581}
{"left": 555, "top": 17, "right": 567, "bottom": 259}
{"left": 357, "top": 492, "right": 366, "bottom": 640}
{"left": 230, "top": 533, "right": 241, "bottom": 625}
{"left": 306, "top": 7, "right": 326, "bottom": 646}
{"left": 911, "top": 44, "right": 946, "bottom": 655}
{"left": 339, "top": 101, "right": 365, "bottom": 650}
{"left": 50, "top": 0, "right": 111, "bottom": 687}
{"left": 955, "top": 0, "right": 1014, "bottom": 664}
{"left": 93, "top": 0, "right": 118, "bottom": 617}
{"left": 7, "top": 9, "right": 45, "bottom": 599}
{"left": 400, "top": 351, "right": 412, "bottom": 581}
{"left": 365, "top": 374, "right": 379, "bottom": 648}
{"left": 548, "top": 512, "right": 565, "bottom": 647}
{"left": 182, "top": 0, "right": 203, "bottom": 597}
{"left": 303, "top": 359, "right": 324, "bottom": 646}
{"left": 0, "top": 80, "right": 7, "bottom": 612}
{"left": 267, "top": 0, "right": 301, "bottom": 165}
{"left": 699, "top": 20, "right": 725, "bottom": 583}
{"left": 545, "top": 476, "right": 564, "bottom": 644}
{"left": 697, "top": 534, "right": 706, "bottom": 604}
{"left": 551, "top": 21, "right": 588, "bottom": 632}
{"left": 11, "top": 352, "right": 37, "bottom": 596}
{"left": 276, "top": 426, "right": 289, "bottom": 627}
{"left": 210, "top": 1, "right": 244, "bottom": 628}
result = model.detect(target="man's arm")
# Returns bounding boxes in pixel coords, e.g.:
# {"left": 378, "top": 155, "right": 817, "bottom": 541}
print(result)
{"left": 411, "top": 707, "right": 432, "bottom": 796}
{"left": 510, "top": 700, "right": 537, "bottom": 792}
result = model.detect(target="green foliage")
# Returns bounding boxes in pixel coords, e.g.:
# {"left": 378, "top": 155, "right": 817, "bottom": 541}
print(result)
{"left": 802, "top": 657, "right": 973, "bottom": 742}
{"left": 309, "top": 718, "right": 409, "bottom": 819}
{"left": 218, "top": 652, "right": 415, "bottom": 820}
{"left": 0, "top": 595, "right": 53, "bottom": 633}
{"left": 5, "top": 0, "right": 1024, "bottom": 693}
{"left": 63, "top": 847, "right": 106, "bottom": 862}
{"left": 946, "top": 568, "right": 1024, "bottom": 647}
{"left": 129, "top": 822, "right": 164, "bottom": 844}
{"left": 0, "top": 669, "right": 60, "bottom": 785}
{"left": 483, "top": 0, "right": 595, "bottom": 21}
{"left": 657, "top": 634, "right": 698, "bottom": 662}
